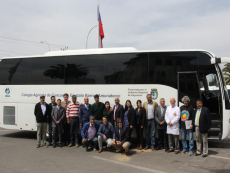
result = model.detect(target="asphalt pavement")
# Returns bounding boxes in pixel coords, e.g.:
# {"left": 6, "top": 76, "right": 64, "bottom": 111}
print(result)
{"left": 0, "top": 128, "right": 229, "bottom": 173}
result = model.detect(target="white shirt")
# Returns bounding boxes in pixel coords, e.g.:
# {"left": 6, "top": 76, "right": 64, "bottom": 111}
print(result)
{"left": 165, "top": 105, "right": 180, "bottom": 135}
{"left": 147, "top": 103, "right": 154, "bottom": 119}
{"left": 40, "top": 102, "right": 46, "bottom": 115}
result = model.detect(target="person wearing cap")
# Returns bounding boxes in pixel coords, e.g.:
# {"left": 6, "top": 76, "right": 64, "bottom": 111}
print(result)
{"left": 34, "top": 95, "right": 50, "bottom": 148}
{"left": 66, "top": 95, "right": 80, "bottom": 148}
{"left": 61, "top": 93, "right": 71, "bottom": 146}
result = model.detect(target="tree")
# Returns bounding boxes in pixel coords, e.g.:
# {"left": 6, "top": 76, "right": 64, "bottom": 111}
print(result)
{"left": 222, "top": 63, "right": 230, "bottom": 85}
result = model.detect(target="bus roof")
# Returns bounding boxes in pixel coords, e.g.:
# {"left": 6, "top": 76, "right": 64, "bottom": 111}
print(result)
{"left": 0, "top": 47, "right": 215, "bottom": 60}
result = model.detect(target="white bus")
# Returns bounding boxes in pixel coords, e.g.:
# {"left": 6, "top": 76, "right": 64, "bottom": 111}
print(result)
{"left": 0, "top": 47, "right": 229, "bottom": 140}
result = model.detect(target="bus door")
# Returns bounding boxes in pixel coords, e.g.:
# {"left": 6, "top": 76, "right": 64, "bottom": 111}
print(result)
{"left": 177, "top": 72, "right": 201, "bottom": 108}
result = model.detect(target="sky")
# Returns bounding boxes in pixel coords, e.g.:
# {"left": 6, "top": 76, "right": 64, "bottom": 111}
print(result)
{"left": 0, "top": 0, "right": 230, "bottom": 60}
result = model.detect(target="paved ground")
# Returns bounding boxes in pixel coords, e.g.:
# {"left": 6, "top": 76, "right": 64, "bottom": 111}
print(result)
{"left": 0, "top": 128, "right": 229, "bottom": 173}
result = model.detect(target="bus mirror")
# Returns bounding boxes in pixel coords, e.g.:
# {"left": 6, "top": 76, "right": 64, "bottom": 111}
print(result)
{"left": 211, "top": 57, "right": 230, "bottom": 64}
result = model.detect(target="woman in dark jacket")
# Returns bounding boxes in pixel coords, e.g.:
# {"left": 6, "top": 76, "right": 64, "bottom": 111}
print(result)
{"left": 103, "top": 101, "right": 113, "bottom": 125}
{"left": 135, "top": 100, "right": 146, "bottom": 150}
{"left": 123, "top": 100, "right": 135, "bottom": 141}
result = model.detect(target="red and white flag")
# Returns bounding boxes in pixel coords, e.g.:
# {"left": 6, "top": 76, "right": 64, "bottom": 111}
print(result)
{"left": 97, "top": 6, "right": 104, "bottom": 48}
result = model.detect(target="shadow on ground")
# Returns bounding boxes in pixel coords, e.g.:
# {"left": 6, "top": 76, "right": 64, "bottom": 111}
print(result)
{"left": 1, "top": 130, "right": 37, "bottom": 139}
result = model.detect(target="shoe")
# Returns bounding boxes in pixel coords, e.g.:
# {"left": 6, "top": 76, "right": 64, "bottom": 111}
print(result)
{"left": 139, "top": 144, "right": 143, "bottom": 150}
{"left": 156, "top": 147, "right": 161, "bottom": 150}
{"left": 98, "top": 149, "right": 102, "bottom": 153}
{"left": 62, "top": 142, "right": 66, "bottom": 146}
{"left": 165, "top": 149, "right": 168, "bottom": 152}
{"left": 93, "top": 148, "right": 97, "bottom": 151}
{"left": 36, "top": 144, "right": 40, "bottom": 148}
{"left": 202, "top": 154, "right": 208, "bottom": 157}
{"left": 116, "top": 150, "right": 122, "bottom": 153}
{"left": 107, "top": 147, "right": 111, "bottom": 151}
{"left": 86, "top": 146, "right": 89, "bottom": 151}
{"left": 68, "top": 144, "right": 73, "bottom": 147}
{"left": 167, "top": 149, "right": 174, "bottom": 153}
{"left": 175, "top": 151, "right": 179, "bottom": 154}
{"left": 48, "top": 143, "right": 52, "bottom": 146}
{"left": 151, "top": 147, "right": 155, "bottom": 151}
{"left": 53, "top": 145, "right": 56, "bottom": 148}
{"left": 189, "top": 152, "right": 193, "bottom": 156}
{"left": 82, "top": 145, "right": 85, "bottom": 148}
{"left": 75, "top": 144, "right": 79, "bottom": 148}
{"left": 137, "top": 144, "right": 140, "bottom": 149}
{"left": 180, "top": 150, "right": 187, "bottom": 154}
{"left": 125, "top": 152, "right": 129, "bottom": 156}
{"left": 59, "top": 143, "right": 63, "bottom": 148}
{"left": 195, "top": 153, "right": 201, "bottom": 156}
{"left": 144, "top": 146, "right": 149, "bottom": 150}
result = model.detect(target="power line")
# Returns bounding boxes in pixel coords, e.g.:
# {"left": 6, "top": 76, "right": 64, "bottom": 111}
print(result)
{"left": 0, "top": 35, "right": 70, "bottom": 48}
{"left": 0, "top": 49, "right": 29, "bottom": 55}
{"left": 0, "top": 39, "right": 63, "bottom": 48}
{"left": 0, "top": 53, "right": 13, "bottom": 56}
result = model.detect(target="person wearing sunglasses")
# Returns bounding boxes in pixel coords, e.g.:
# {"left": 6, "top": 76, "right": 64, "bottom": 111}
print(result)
{"left": 111, "top": 118, "right": 131, "bottom": 156}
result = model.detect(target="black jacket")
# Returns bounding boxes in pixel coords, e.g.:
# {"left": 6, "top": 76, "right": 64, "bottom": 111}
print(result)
{"left": 115, "top": 125, "right": 130, "bottom": 144}
{"left": 194, "top": 106, "right": 211, "bottom": 134}
{"left": 113, "top": 104, "right": 124, "bottom": 121}
{"left": 180, "top": 105, "right": 195, "bottom": 130}
{"left": 48, "top": 102, "right": 57, "bottom": 123}
{"left": 134, "top": 107, "right": 146, "bottom": 127}
{"left": 124, "top": 107, "right": 136, "bottom": 126}
{"left": 34, "top": 102, "right": 50, "bottom": 123}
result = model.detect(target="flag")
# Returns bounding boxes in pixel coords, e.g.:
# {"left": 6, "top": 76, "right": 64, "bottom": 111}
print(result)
{"left": 97, "top": 6, "right": 104, "bottom": 48}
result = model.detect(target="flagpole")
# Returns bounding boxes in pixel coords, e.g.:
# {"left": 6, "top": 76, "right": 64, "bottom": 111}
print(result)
{"left": 98, "top": 0, "right": 100, "bottom": 48}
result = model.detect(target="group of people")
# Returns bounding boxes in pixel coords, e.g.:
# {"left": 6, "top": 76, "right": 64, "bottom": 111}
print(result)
{"left": 34, "top": 93, "right": 211, "bottom": 157}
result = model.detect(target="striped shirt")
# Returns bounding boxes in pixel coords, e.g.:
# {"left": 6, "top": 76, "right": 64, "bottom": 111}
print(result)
{"left": 66, "top": 102, "right": 80, "bottom": 118}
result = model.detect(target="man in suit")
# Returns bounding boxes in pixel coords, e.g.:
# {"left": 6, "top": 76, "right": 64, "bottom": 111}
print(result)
{"left": 112, "top": 97, "right": 124, "bottom": 127}
{"left": 47, "top": 96, "right": 57, "bottom": 146}
{"left": 143, "top": 94, "right": 158, "bottom": 150}
{"left": 34, "top": 95, "right": 50, "bottom": 148}
{"left": 155, "top": 98, "right": 168, "bottom": 152}
{"left": 194, "top": 99, "right": 211, "bottom": 157}
{"left": 80, "top": 97, "right": 91, "bottom": 127}
{"left": 111, "top": 118, "right": 131, "bottom": 156}
{"left": 180, "top": 96, "right": 195, "bottom": 156}
{"left": 51, "top": 99, "right": 65, "bottom": 148}
{"left": 81, "top": 116, "right": 100, "bottom": 151}
{"left": 61, "top": 93, "right": 71, "bottom": 146}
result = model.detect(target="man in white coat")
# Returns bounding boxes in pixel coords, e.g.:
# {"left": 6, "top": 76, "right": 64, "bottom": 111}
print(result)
{"left": 165, "top": 98, "right": 180, "bottom": 154}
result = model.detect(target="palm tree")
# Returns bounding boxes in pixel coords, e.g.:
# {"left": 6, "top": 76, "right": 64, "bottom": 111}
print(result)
{"left": 222, "top": 63, "right": 230, "bottom": 85}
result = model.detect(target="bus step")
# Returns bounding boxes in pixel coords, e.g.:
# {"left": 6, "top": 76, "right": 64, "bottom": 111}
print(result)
{"left": 208, "top": 136, "right": 220, "bottom": 140}
{"left": 210, "top": 128, "right": 220, "bottom": 131}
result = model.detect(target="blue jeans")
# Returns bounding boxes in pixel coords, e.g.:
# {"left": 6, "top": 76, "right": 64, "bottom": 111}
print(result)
{"left": 181, "top": 127, "right": 194, "bottom": 152}
{"left": 48, "top": 122, "right": 52, "bottom": 143}
{"left": 146, "top": 119, "right": 155, "bottom": 147}
{"left": 84, "top": 137, "right": 98, "bottom": 148}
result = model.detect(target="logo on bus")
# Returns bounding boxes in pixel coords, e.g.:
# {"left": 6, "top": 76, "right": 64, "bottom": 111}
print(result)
{"left": 151, "top": 88, "right": 158, "bottom": 100}
{"left": 5, "top": 88, "right": 10, "bottom": 97}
